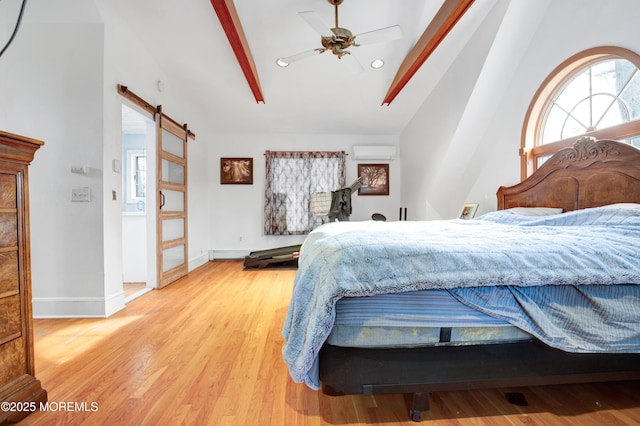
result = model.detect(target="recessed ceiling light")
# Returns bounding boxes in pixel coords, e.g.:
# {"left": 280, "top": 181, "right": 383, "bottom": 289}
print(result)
{"left": 276, "top": 58, "right": 289, "bottom": 67}
{"left": 371, "top": 59, "right": 384, "bottom": 69}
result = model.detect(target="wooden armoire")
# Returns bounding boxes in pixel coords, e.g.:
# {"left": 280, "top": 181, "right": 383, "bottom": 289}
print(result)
{"left": 0, "top": 130, "right": 46, "bottom": 423}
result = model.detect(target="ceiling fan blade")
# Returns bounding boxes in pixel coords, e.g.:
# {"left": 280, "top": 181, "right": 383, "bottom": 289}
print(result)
{"left": 298, "top": 11, "right": 330, "bottom": 36}
{"left": 355, "top": 25, "right": 403, "bottom": 45}
{"left": 276, "top": 49, "right": 319, "bottom": 67}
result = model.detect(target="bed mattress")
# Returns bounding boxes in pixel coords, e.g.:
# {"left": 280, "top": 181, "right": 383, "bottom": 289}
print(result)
{"left": 327, "top": 289, "right": 533, "bottom": 348}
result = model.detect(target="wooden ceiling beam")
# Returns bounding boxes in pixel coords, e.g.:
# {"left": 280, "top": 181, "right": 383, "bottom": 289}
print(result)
{"left": 210, "top": 0, "right": 265, "bottom": 104}
{"left": 382, "top": 0, "right": 475, "bottom": 106}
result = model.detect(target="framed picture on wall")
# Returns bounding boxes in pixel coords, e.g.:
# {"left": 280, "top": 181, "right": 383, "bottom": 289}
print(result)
{"left": 357, "top": 163, "right": 389, "bottom": 196}
{"left": 221, "top": 157, "right": 253, "bottom": 184}
{"left": 458, "top": 203, "right": 479, "bottom": 220}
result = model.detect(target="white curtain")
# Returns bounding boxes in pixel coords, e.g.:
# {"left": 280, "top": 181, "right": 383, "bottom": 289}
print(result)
{"left": 264, "top": 151, "right": 346, "bottom": 235}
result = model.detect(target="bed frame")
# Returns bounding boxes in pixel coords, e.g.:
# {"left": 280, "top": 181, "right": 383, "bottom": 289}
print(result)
{"left": 319, "top": 138, "right": 640, "bottom": 421}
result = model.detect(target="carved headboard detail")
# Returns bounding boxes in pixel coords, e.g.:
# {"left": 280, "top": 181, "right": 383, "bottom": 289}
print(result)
{"left": 497, "top": 137, "right": 640, "bottom": 212}
{"left": 555, "top": 137, "right": 620, "bottom": 164}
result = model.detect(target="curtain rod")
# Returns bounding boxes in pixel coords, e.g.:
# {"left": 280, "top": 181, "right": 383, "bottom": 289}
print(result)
{"left": 117, "top": 84, "right": 195, "bottom": 140}
{"left": 263, "top": 150, "right": 347, "bottom": 155}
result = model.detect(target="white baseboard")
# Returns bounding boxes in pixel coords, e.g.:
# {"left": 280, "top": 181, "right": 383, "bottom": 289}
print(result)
{"left": 33, "top": 296, "right": 114, "bottom": 318}
{"left": 33, "top": 253, "right": 211, "bottom": 319}
{"left": 209, "top": 249, "right": 250, "bottom": 260}
{"left": 32, "top": 252, "right": 250, "bottom": 318}
{"left": 105, "top": 290, "right": 126, "bottom": 317}
{"left": 124, "top": 287, "right": 153, "bottom": 304}
{"left": 189, "top": 252, "right": 210, "bottom": 270}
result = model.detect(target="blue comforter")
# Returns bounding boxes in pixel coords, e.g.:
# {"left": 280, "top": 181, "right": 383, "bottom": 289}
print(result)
{"left": 282, "top": 205, "right": 640, "bottom": 389}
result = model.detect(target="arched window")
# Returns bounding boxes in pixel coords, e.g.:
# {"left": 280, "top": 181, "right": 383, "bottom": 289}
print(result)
{"left": 521, "top": 47, "right": 640, "bottom": 179}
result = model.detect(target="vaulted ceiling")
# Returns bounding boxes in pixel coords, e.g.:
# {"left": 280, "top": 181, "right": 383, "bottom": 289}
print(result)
{"left": 211, "top": 0, "right": 474, "bottom": 106}
{"left": 106, "top": 0, "right": 492, "bottom": 135}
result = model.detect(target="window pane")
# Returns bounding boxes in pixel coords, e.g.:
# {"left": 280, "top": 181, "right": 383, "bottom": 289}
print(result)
{"left": 591, "top": 61, "right": 620, "bottom": 96}
{"left": 162, "top": 218, "right": 184, "bottom": 241}
{"left": 161, "top": 189, "right": 184, "bottom": 211}
{"left": 135, "top": 155, "right": 147, "bottom": 197}
{"left": 542, "top": 105, "right": 565, "bottom": 144}
{"left": 536, "top": 154, "right": 552, "bottom": 168}
{"left": 591, "top": 94, "right": 627, "bottom": 129}
{"left": 620, "top": 70, "right": 640, "bottom": 120}
{"left": 162, "top": 159, "right": 184, "bottom": 185}
{"left": 162, "top": 129, "right": 184, "bottom": 158}
{"left": 568, "top": 99, "right": 591, "bottom": 130}
{"left": 561, "top": 116, "right": 587, "bottom": 140}
{"left": 620, "top": 135, "right": 640, "bottom": 149}
{"left": 598, "top": 98, "right": 628, "bottom": 128}
{"left": 555, "top": 70, "right": 589, "bottom": 111}
{"left": 163, "top": 245, "right": 185, "bottom": 272}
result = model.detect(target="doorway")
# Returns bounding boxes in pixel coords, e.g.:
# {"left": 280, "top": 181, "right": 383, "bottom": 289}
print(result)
{"left": 121, "top": 104, "right": 155, "bottom": 303}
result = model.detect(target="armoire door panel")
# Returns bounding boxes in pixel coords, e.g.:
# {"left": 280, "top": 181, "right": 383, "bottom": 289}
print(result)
{"left": 0, "top": 213, "right": 17, "bottom": 247}
{"left": 0, "top": 174, "right": 16, "bottom": 208}
{"left": 0, "top": 294, "right": 22, "bottom": 344}
{"left": 0, "top": 338, "right": 27, "bottom": 386}
{"left": 0, "top": 251, "right": 19, "bottom": 293}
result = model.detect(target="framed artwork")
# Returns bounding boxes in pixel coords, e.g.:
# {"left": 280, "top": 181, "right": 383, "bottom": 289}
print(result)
{"left": 358, "top": 163, "right": 389, "bottom": 196}
{"left": 221, "top": 157, "right": 253, "bottom": 184}
{"left": 459, "top": 203, "right": 479, "bottom": 220}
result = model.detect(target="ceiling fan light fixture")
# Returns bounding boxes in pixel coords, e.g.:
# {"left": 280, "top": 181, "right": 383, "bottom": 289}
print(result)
{"left": 276, "top": 58, "right": 290, "bottom": 67}
{"left": 282, "top": 0, "right": 402, "bottom": 67}
{"left": 371, "top": 59, "right": 384, "bottom": 69}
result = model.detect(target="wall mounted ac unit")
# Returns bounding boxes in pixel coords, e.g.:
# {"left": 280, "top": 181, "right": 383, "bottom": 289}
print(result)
{"left": 352, "top": 145, "right": 397, "bottom": 160}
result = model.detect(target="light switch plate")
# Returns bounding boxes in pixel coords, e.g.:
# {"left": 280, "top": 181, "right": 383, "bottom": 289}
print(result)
{"left": 71, "top": 187, "right": 91, "bottom": 202}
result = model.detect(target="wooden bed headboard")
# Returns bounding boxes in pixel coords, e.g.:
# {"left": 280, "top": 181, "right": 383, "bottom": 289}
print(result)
{"left": 497, "top": 137, "right": 640, "bottom": 212}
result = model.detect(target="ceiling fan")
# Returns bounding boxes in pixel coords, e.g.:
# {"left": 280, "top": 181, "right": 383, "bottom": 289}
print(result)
{"left": 276, "top": 0, "right": 402, "bottom": 70}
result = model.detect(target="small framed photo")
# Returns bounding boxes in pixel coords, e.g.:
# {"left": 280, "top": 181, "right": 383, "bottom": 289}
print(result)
{"left": 221, "top": 158, "right": 253, "bottom": 184}
{"left": 459, "top": 203, "right": 479, "bottom": 220}
{"left": 358, "top": 164, "right": 389, "bottom": 196}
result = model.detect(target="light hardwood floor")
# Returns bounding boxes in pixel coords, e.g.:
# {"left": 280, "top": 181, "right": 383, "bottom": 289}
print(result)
{"left": 18, "top": 261, "right": 640, "bottom": 425}
{"left": 123, "top": 282, "right": 147, "bottom": 298}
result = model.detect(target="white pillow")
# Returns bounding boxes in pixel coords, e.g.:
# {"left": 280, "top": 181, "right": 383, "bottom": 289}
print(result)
{"left": 505, "top": 207, "right": 563, "bottom": 216}
{"left": 607, "top": 203, "right": 640, "bottom": 210}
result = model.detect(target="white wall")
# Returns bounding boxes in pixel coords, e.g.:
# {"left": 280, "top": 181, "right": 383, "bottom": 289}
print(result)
{"left": 400, "top": 0, "right": 640, "bottom": 219}
{"left": 0, "top": 15, "right": 108, "bottom": 316}
{"left": 400, "top": 0, "right": 533, "bottom": 220}
{"left": 209, "top": 133, "right": 401, "bottom": 258}
{"left": 0, "top": 0, "right": 210, "bottom": 317}
{"left": 122, "top": 215, "right": 147, "bottom": 282}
